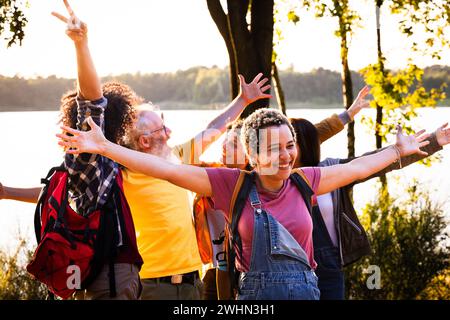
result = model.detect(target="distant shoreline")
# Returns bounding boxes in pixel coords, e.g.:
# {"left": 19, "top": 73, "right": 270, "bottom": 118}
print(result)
{"left": 1, "top": 101, "right": 449, "bottom": 112}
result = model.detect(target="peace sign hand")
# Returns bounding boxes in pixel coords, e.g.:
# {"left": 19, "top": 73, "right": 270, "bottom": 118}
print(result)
{"left": 52, "top": 0, "right": 88, "bottom": 44}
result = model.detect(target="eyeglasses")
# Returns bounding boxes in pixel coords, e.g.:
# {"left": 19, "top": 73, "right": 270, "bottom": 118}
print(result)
{"left": 142, "top": 112, "right": 168, "bottom": 136}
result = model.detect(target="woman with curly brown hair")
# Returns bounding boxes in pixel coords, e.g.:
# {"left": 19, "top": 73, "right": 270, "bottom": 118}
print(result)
{"left": 58, "top": 106, "right": 430, "bottom": 300}
{"left": 59, "top": 81, "right": 142, "bottom": 147}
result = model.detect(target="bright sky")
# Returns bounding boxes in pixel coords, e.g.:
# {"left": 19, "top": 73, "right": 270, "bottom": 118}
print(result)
{"left": 0, "top": 0, "right": 448, "bottom": 78}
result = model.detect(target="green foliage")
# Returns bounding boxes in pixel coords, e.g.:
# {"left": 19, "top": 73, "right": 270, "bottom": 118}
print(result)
{"left": 0, "top": 0, "right": 28, "bottom": 47}
{"left": 301, "top": 0, "right": 361, "bottom": 38}
{"left": 345, "top": 182, "right": 450, "bottom": 299}
{"left": 360, "top": 63, "right": 446, "bottom": 161}
{"left": 389, "top": 0, "right": 450, "bottom": 60}
{"left": 0, "top": 239, "right": 48, "bottom": 299}
{"left": 416, "top": 268, "right": 450, "bottom": 300}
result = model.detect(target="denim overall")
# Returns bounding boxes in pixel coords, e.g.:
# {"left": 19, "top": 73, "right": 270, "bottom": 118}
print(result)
{"left": 312, "top": 205, "right": 345, "bottom": 300}
{"left": 237, "top": 186, "right": 320, "bottom": 300}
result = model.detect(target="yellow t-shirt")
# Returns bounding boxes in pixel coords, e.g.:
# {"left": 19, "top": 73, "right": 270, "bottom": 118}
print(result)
{"left": 122, "top": 139, "right": 202, "bottom": 278}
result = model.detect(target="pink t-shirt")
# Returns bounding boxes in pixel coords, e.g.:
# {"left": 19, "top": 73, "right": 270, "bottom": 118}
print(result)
{"left": 205, "top": 167, "right": 321, "bottom": 272}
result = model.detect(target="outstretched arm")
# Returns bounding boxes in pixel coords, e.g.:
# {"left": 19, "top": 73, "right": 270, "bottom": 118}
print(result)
{"left": 314, "top": 86, "right": 370, "bottom": 143}
{"left": 58, "top": 118, "right": 213, "bottom": 196}
{"left": 52, "top": 0, "right": 101, "bottom": 100}
{"left": 53, "top": 0, "right": 114, "bottom": 216}
{"left": 0, "top": 183, "right": 41, "bottom": 204}
{"left": 187, "top": 73, "right": 272, "bottom": 163}
{"left": 317, "top": 126, "right": 430, "bottom": 195}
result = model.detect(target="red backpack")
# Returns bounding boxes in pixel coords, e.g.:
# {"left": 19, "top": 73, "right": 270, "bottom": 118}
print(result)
{"left": 26, "top": 166, "right": 125, "bottom": 299}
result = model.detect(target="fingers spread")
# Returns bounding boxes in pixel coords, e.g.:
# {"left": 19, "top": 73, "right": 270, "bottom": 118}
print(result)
{"left": 51, "top": 12, "right": 68, "bottom": 23}
{"left": 417, "top": 133, "right": 431, "bottom": 142}
{"left": 60, "top": 125, "right": 80, "bottom": 135}
{"left": 56, "top": 133, "right": 77, "bottom": 142}
{"left": 358, "top": 85, "right": 370, "bottom": 98}
{"left": 64, "top": 0, "right": 75, "bottom": 17}
{"left": 260, "top": 85, "right": 271, "bottom": 93}
{"left": 252, "top": 73, "right": 263, "bottom": 84}
{"left": 238, "top": 74, "right": 245, "bottom": 86}
{"left": 414, "top": 129, "right": 426, "bottom": 137}
{"left": 257, "top": 78, "right": 269, "bottom": 87}
{"left": 86, "top": 116, "right": 98, "bottom": 129}
{"left": 58, "top": 140, "right": 72, "bottom": 148}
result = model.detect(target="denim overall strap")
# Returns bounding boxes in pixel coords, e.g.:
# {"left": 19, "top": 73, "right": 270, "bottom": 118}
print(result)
{"left": 247, "top": 184, "right": 312, "bottom": 271}
{"left": 238, "top": 185, "right": 320, "bottom": 300}
{"left": 249, "top": 184, "right": 262, "bottom": 214}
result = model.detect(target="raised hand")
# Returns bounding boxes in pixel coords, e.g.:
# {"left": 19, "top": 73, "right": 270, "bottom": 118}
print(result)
{"left": 436, "top": 122, "right": 450, "bottom": 147}
{"left": 395, "top": 125, "right": 430, "bottom": 157}
{"left": 238, "top": 73, "right": 272, "bottom": 105}
{"left": 57, "top": 117, "right": 107, "bottom": 155}
{"left": 52, "top": 0, "right": 87, "bottom": 44}
{"left": 347, "top": 85, "right": 370, "bottom": 120}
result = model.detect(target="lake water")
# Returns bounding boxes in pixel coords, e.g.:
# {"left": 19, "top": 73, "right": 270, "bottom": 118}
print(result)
{"left": 1, "top": 107, "right": 449, "bottom": 252}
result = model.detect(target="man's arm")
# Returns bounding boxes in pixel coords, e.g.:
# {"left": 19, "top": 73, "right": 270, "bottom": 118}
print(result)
{"left": 183, "top": 73, "right": 271, "bottom": 164}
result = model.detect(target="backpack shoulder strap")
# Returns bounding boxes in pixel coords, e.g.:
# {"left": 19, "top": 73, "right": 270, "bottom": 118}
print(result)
{"left": 34, "top": 165, "right": 67, "bottom": 242}
{"left": 290, "top": 168, "right": 315, "bottom": 216}
{"left": 221, "top": 170, "right": 255, "bottom": 299}
{"left": 228, "top": 170, "right": 255, "bottom": 233}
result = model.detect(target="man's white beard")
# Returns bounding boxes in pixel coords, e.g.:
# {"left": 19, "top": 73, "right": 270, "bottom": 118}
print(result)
{"left": 149, "top": 144, "right": 180, "bottom": 164}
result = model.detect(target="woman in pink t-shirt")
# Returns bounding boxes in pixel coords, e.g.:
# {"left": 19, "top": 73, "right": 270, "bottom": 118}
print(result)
{"left": 59, "top": 108, "right": 430, "bottom": 300}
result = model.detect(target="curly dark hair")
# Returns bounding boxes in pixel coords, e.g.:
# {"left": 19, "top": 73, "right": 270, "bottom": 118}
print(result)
{"left": 226, "top": 119, "right": 244, "bottom": 131}
{"left": 242, "top": 108, "right": 296, "bottom": 162}
{"left": 59, "top": 81, "right": 143, "bottom": 145}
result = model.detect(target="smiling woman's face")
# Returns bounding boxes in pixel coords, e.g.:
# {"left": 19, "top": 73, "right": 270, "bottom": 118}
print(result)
{"left": 254, "top": 124, "right": 298, "bottom": 181}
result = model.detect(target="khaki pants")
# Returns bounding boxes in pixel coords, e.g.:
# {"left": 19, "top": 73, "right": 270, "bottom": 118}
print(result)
{"left": 140, "top": 275, "right": 203, "bottom": 300}
{"left": 74, "top": 263, "right": 141, "bottom": 300}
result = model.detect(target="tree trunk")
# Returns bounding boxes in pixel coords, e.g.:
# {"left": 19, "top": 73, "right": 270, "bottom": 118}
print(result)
{"left": 376, "top": 2, "right": 387, "bottom": 186}
{"left": 206, "top": 0, "right": 239, "bottom": 99}
{"left": 339, "top": 23, "right": 355, "bottom": 158}
{"left": 207, "top": 0, "right": 274, "bottom": 118}
{"left": 272, "top": 62, "right": 286, "bottom": 115}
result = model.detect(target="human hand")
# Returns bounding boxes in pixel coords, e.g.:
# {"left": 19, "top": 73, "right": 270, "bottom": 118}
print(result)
{"left": 435, "top": 123, "right": 450, "bottom": 147}
{"left": 347, "top": 85, "right": 370, "bottom": 120}
{"left": 57, "top": 117, "right": 107, "bottom": 155}
{"left": 238, "top": 73, "right": 272, "bottom": 105}
{"left": 395, "top": 125, "right": 430, "bottom": 157}
{"left": 52, "top": 0, "right": 88, "bottom": 45}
